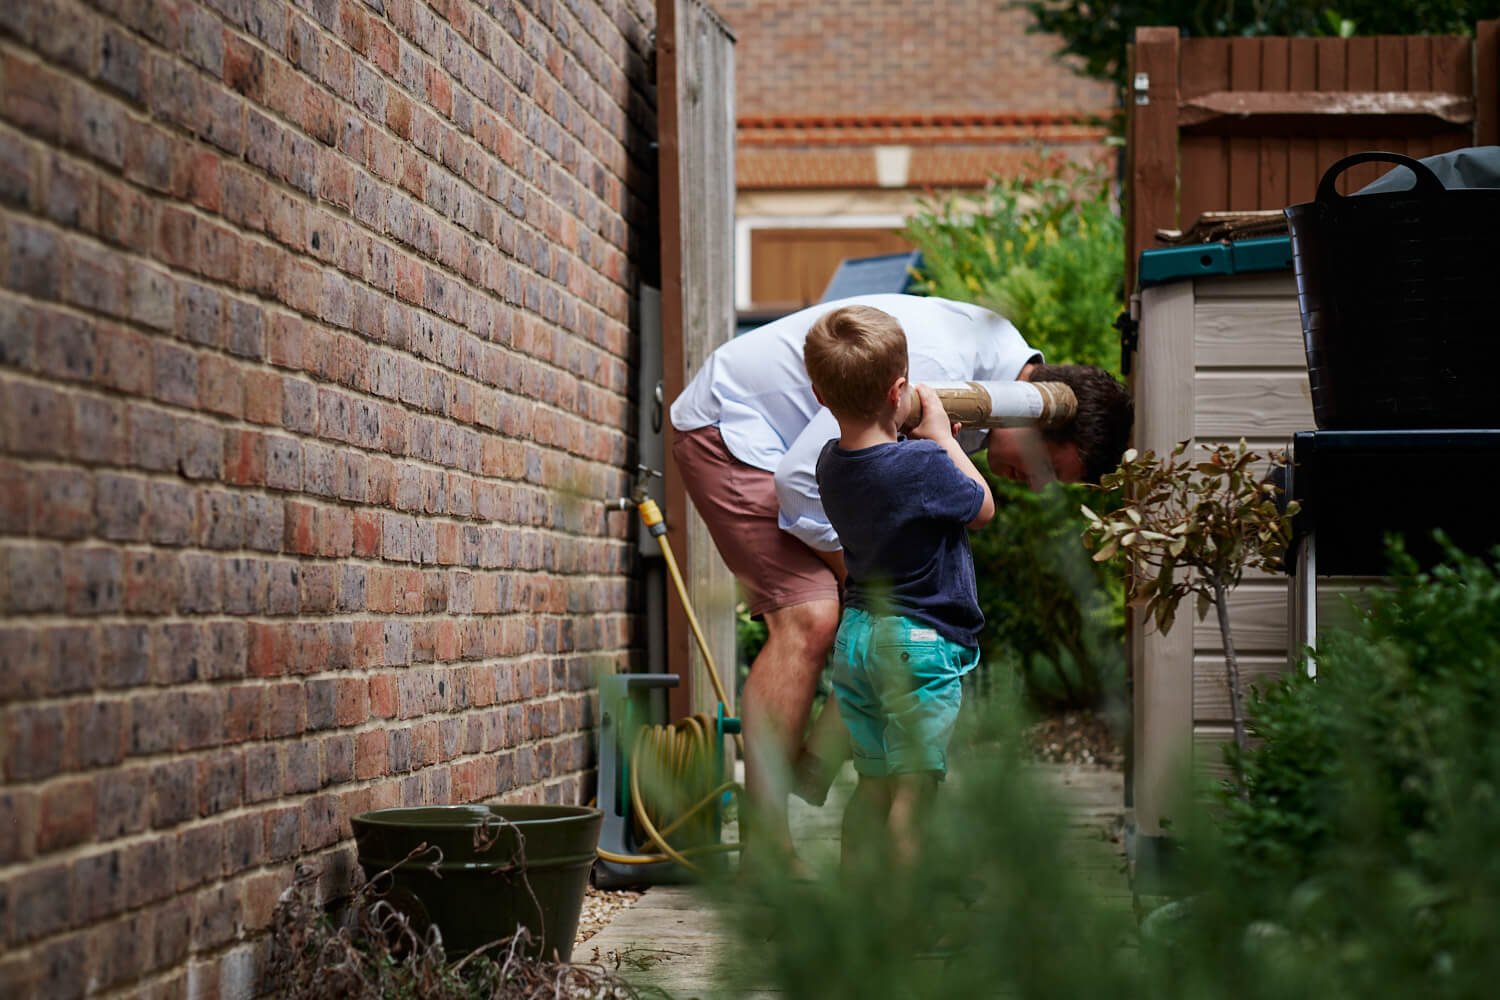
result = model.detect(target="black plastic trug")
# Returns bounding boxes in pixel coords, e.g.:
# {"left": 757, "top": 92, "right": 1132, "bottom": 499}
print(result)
{"left": 1284, "top": 150, "right": 1500, "bottom": 430}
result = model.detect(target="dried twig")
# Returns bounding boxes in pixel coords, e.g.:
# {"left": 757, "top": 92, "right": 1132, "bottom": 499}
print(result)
{"left": 267, "top": 840, "right": 663, "bottom": 999}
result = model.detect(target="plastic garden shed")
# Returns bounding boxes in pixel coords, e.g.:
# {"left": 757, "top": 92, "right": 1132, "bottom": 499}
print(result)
{"left": 1124, "top": 235, "right": 1376, "bottom": 886}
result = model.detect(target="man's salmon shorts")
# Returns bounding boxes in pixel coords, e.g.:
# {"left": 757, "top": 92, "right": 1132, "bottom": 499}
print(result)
{"left": 671, "top": 425, "right": 838, "bottom": 617}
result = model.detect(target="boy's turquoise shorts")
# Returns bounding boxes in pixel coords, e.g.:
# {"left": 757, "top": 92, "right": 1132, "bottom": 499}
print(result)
{"left": 830, "top": 608, "right": 979, "bottom": 779}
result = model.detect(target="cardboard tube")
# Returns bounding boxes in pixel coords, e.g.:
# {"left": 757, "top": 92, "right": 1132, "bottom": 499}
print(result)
{"left": 904, "top": 381, "right": 1077, "bottom": 430}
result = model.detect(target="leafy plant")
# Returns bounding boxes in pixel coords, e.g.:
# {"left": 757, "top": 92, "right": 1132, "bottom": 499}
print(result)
{"left": 734, "top": 599, "right": 767, "bottom": 693}
{"left": 905, "top": 155, "right": 1125, "bottom": 371}
{"left": 713, "top": 542, "right": 1500, "bottom": 1000}
{"left": 972, "top": 475, "right": 1126, "bottom": 712}
{"left": 1174, "top": 540, "right": 1500, "bottom": 996}
{"left": 1081, "top": 440, "right": 1298, "bottom": 759}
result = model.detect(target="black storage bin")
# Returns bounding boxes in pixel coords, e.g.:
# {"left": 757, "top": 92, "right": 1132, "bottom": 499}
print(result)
{"left": 1284, "top": 151, "right": 1500, "bottom": 429}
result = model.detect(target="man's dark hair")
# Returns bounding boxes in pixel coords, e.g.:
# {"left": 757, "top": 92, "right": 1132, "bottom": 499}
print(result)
{"left": 1030, "top": 363, "right": 1133, "bottom": 484}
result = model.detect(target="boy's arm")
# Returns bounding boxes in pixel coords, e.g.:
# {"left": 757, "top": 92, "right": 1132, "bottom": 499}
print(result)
{"left": 909, "top": 384, "right": 996, "bottom": 530}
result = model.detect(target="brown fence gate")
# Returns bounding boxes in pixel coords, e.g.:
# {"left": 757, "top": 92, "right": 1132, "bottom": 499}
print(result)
{"left": 1127, "top": 21, "right": 1500, "bottom": 290}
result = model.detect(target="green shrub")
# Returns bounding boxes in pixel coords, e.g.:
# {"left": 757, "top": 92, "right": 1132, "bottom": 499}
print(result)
{"left": 711, "top": 542, "right": 1500, "bottom": 1000}
{"left": 717, "top": 691, "right": 1143, "bottom": 1000}
{"left": 1140, "top": 539, "right": 1500, "bottom": 998}
{"left": 972, "top": 475, "right": 1126, "bottom": 712}
{"left": 904, "top": 155, "right": 1125, "bottom": 370}
{"left": 1216, "top": 541, "right": 1500, "bottom": 950}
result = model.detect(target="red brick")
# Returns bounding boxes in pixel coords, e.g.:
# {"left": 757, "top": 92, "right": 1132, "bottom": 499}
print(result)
{"left": 176, "top": 822, "right": 223, "bottom": 889}
{"left": 299, "top": 793, "right": 342, "bottom": 850}
{"left": 247, "top": 622, "right": 284, "bottom": 678}
{"left": 31, "top": 468, "right": 93, "bottom": 539}
{"left": 351, "top": 508, "right": 382, "bottom": 556}
{"left": 224, "top": 429, "right": 266, "bottom": 486}
{"left": 243, "top": 371, "right": 283, "bottom": 424}
{"left": 197, "top": 353, "right": 243, "bottom": 417}
{"left": 95, "top": 765, "right": 149, "bottom": 839}
{"left": 353, "top": 729, "right": 385, "bottom": 779}
{"left": 149, "top": 759, "right": 197, "bottom": 829}
{"left": 99, "top": 179, "right": 151, "bottom": 252}
{"left": 223, "top": 32, "right": 264, "bottom": 100}
{"left": 172, "top": 148, "right": 221, "bottom": 212}
{"left": 368, "top": 672, "right": 397, "bottom": 717}
{"left": 242, "top": 868, "right": 285, "bottom": 932}
{"left": 223, "top": 685, "right": 263, "bottom": 744}
{"left": 190, "top": 881, "right": 239, "bottom": 950}
{"left": 3, "top": 53, "right": 70, "bottom": 142}
{"left": 282, "top": 500, "right": 316, "bottom": 555}
{"left": 123, "top": 547, "right": 179, "bottom": 614}
{"left": 6, "top": 703, "right": 65, "bottom": 781}
{"left": 11, "top": 861, "right": 75, "bottom": 948}
{"left": 0, "top": 789, "right": 38, "bottom": 863}
{"left": 266, "top": 682, "right": 305, "bottom": 738}
{"left": 334, "top": 677, "right": 367, "bottom": 726}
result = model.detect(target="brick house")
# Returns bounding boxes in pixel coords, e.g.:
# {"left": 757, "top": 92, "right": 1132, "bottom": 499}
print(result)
{"left": 0, "top": 0, "right": 658, "bottom": 994}
{"left": 718, "top": 0, "right": 1115, "bottom": 311}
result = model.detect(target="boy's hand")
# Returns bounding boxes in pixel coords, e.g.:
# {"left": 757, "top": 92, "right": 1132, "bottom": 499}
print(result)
{"left": 910, "top": 384, "right": 996, "bottom": 530}
{"left": 908, "top": 384, "right": 960, "bottom": 443}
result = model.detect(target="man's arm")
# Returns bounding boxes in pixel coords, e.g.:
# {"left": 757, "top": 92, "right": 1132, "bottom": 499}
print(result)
{"left": 812, "top": 546, "right": 847, "bottom": 586}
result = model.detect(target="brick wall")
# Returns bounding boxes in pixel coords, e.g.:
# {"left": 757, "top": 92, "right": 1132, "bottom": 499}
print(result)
{"left": 717, "top": 0, "right": 1113, "bottom": 117}
{"left": 0, "top": 0, "right": 656, "bottom": 995}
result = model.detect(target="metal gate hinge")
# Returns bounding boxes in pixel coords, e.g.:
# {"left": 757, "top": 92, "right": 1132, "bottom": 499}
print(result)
{"left": 1115, "top": 310, "right": 1140, "bottom": 375}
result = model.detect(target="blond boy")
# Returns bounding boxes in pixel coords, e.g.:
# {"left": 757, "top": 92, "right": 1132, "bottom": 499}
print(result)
{"left": 803, "top": 304, "right": 995, "bottom": 867}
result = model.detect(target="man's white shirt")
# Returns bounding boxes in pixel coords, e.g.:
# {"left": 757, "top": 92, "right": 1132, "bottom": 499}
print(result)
{"left": 669, "top": 294, "right": 1039, "bottom": 552}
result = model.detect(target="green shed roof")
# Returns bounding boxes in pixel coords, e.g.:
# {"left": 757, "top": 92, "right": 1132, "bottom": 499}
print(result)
{"left": 1138, "top": 235, "right": 1292, "bottom": 287}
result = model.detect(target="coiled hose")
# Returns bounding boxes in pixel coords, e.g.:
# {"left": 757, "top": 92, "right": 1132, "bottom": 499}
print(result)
{"left": 595, "top": 494, "right": 743, "bottom": 873}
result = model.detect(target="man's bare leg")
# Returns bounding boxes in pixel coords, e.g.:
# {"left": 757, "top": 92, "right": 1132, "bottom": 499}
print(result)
{"left": 739, "top": 598, "right": 840, "bottom": 866}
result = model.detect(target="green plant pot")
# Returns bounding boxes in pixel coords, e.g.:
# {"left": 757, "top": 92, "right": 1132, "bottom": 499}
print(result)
{"left": 351, "top": 803, "right": 602, "bottom": 962}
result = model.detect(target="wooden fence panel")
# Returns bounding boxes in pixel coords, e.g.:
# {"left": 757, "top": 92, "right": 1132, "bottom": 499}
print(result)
{"left": 659, "top": 0, "right": 737, "bottom": 717}
{"left": 1129, "top": 22, "right": 1500, "bottom": 274}
{"left": 1177, "top": 37, "right": 1230, "bottom": 261}
{"left": 1287, "top": 37, "right": 1320, "bottom": 204}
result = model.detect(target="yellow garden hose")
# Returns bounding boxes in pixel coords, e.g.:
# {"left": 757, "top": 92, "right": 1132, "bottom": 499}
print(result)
{"left": 596, "top": 490, "right": 744, "bottom": 872}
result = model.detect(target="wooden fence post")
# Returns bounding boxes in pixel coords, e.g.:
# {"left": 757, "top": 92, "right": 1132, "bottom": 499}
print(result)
{"left": 1478, "top": 19, "right": 1499, "bottom": 146}
{"left": 1126, "top": 27, "right": 1180, "bottom": 296}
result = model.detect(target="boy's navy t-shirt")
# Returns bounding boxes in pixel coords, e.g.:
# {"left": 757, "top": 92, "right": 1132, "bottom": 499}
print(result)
{"left": 816, "top": 438, "right": 985, "bottom": 648}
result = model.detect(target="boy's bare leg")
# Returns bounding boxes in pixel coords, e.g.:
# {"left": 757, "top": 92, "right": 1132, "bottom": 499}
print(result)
{"left": 887, "top": 773, "right": 939, "bottom": 867}
{"left": 740, "top": 598, "right": 840, "bottom": 868}
{"left": 841, "top": 774, "right": 892, "bottom": 876}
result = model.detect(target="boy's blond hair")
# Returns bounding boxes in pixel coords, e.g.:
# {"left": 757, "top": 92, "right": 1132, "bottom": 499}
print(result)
{"left": 803, "top": 305, "right": 908, "bottom": 420}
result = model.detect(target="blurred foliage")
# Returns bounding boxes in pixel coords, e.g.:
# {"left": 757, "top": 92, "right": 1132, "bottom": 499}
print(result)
{"left": 712, "top": 543, "right": 1500, "bottom": 1000}
{"left": 735, "top": 599, "right": 768, "bottom": 689}
{"left": 906, "top": 154, "right": 1127, "bottom": 712}
{"left": 905, "top": 155, "right": 1125, "bottom": 371}
{"left": 973, "top": 475, "right": 1126, "bottom": 713}
{"left": 1018, "top": 0, "right": 1500, "bottom": 99}
{"left": 717, "top": 690, "right": 1142, "bottom": 1000}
